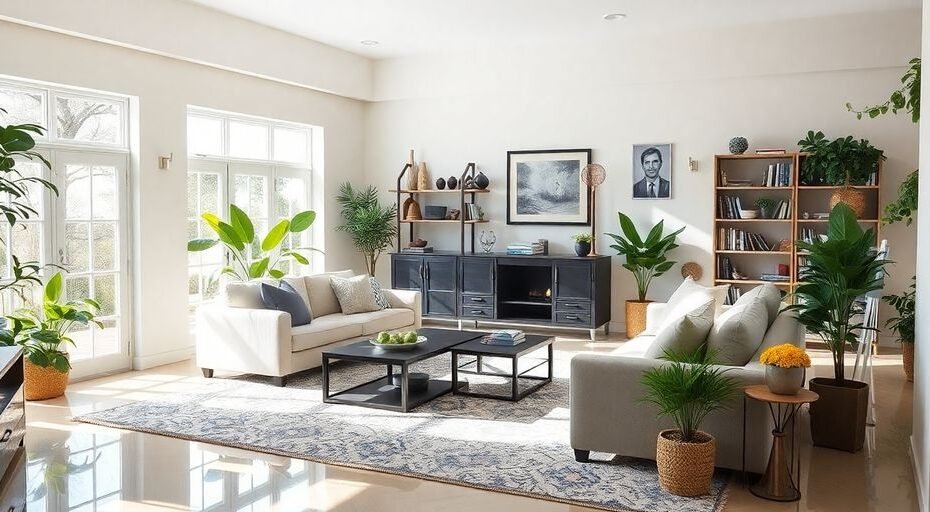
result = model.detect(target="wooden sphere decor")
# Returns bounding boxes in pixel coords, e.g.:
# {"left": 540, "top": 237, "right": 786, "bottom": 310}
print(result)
{"left": 680, "top": 262, "right": 703, "bottom": 281}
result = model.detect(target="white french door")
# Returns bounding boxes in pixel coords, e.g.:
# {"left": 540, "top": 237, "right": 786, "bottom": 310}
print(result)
{"left": 53, "top": 150, "right": 130, "bottom": 379}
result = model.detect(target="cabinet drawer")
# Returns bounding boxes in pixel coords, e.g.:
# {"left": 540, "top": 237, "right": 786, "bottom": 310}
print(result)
{"left": 555, "top": 300, "right": 591, "bottom": 313}
{"left": 461, "top": 295, "right": 493, "bottom": 307}
{"left": 556, "top": 311, "right": 591, "bottom": 326}
{"left": 460, "top": 306, "right": 493, "bottom": 319}
{"left": 0, "top": 416, "right": 24, "bottom": 483}
{"left": 0, "top": 447, "right": 25, "bottom": 512}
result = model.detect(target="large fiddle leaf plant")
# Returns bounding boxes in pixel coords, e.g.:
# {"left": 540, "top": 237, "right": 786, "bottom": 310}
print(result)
{"left": 187, "top": 204, "right": 318, "bottom": 280}
{"left": 606, "top": 212, "right": 684, "bottom": 302}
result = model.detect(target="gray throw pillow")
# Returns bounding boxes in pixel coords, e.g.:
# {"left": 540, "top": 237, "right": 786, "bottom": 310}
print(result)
{"left": 261, "top": 282, "right": 312, "bottom": 326}
{"left": 644, "top": 298, "right": 715, "bottom": 360}
{"left": 705, "top": 296, "right": 768, "bottom": 366}
{"left": 330, "top": 275, "right": 383, "bottom": 314}
{"left": 734, "top": 283, "right": 782, "bottom": 327}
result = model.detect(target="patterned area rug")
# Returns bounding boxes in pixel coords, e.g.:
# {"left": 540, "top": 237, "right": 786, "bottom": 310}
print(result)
{"left": 75, "top": 354, "right": 729, "bottom": 512}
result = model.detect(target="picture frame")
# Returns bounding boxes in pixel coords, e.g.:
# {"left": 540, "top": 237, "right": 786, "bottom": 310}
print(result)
{"left": 632, "top": 143, "right": 672, "bottom": 200}
{"left": 506, "top": 149, "right": 592, "bottom": 225}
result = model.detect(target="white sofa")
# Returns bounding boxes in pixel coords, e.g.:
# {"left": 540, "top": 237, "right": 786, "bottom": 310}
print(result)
{"left": 570, "top": 301, "right": 804, "bottom": 474}
{"left": 196, "top": 271, "right": 421, "bottom": 386}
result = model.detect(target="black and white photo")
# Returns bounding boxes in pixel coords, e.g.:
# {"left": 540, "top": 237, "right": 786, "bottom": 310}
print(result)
{"left": 632, "top": 143, "right": 672, "bottom": 199}
{"left": 506, "top": 149, "right": 591, "bottom": 225}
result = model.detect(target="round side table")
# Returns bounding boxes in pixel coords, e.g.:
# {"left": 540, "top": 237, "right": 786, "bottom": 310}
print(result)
{"left": 742, "top": 384, "right": 819, "bottom": 502}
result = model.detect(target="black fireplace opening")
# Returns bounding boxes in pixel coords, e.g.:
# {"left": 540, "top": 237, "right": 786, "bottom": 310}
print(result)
{"left": 497, "top": 264, "right": 552, "bottom": 321}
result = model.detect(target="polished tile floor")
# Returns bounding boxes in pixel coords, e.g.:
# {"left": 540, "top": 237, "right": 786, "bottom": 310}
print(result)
{"left": 24, "top": 331, "right": 917, "bottom": 511}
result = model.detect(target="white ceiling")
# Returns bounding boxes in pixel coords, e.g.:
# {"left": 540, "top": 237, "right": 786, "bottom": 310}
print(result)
{"left": 185, "top": 0, "right": 920, "bottom": 59}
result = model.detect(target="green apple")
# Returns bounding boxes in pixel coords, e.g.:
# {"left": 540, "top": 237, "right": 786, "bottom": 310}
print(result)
{"left": 377, "top": 332, "right": 391, "bottom": 343}
{"left": 404, "top": 332, "right": 417, "bottom": 344}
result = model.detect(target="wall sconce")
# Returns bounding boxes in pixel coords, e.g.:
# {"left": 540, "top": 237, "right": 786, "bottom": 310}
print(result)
{"left": 688, "top": 157, "right": 698, "bottom": 172}
{"left": 158, "top": 152, "right": 173, "bottom": 170}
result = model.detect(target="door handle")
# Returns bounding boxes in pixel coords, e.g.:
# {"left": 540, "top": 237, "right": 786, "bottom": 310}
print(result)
{"left": 565, "top": 314, "right": 578, "bottom": 321}
{"left": 470, "top": 310, "right": 485, "bottom": 315}
{"left": 418, "top": 264, "right": 424, "bottom": 284}
{"left": 564, "top": 303, "right": 579, "bottom": 308}
{"left": 469, "top": 297, "right": 485, "bottom": 303}
{"left": 0, "top": 429, "right": 12, "bottom": 442}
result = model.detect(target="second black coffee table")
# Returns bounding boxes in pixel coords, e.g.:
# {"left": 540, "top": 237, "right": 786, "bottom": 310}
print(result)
{"left": 321, "top": 327, "right": 485, "bottom": 412}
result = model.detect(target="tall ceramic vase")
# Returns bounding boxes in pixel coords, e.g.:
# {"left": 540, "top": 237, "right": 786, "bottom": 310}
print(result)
{"left": 417, "top": 162, "right": 431, "bottom": 190}
{"left": 406, "top": 149, "right": 418, "bottom": 191}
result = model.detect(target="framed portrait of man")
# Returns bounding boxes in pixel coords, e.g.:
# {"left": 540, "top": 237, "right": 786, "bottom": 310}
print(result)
{"left": 632, "top": 143, "right": 672, "bottom": 199}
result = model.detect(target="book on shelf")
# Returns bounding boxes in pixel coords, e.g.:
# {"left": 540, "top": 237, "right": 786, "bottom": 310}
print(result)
{"left": 755, "top": 148, "right": 788, "bottom": 155}
{"left": 725, "top": 285, "right": 742, "bottom": 305}
{"left": 760, "top": 274, "right": 790, "bottom": 282}
{"left": 718, "top": 228, "right": 772, "bottom": 251}
{"left": 762, "top": 162, "right": 793, "bottom": 187}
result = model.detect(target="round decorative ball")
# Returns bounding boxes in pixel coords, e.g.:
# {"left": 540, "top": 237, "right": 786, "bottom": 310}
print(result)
{"left": 680, "top": 262, "right": 703, "bottom": 281}
{"left": 728, "top": 137, "right": 749, "bottom": 155}
{"left": 447, "top": 176, "right": 458, "bottom": 190}
{"left": 435, "top": 177, "right": 446, "bottom": 190}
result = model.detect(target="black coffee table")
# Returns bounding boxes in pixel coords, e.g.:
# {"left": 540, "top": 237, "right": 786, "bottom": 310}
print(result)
{"left": 450, "top": 334, "right": 554, "bottom": 401}
{"left": 321, "top": 327, "right": 486, "bottom": 412}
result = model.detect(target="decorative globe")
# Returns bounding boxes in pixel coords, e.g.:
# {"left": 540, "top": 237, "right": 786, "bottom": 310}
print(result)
{"left": 728, "top": 137, "right": 749, "bottom": 155}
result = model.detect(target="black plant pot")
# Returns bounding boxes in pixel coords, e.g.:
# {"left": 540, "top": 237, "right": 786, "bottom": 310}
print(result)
{"left": 808, "top": 377, "right": 869, "bottom": 452}
{"left": 574, "top": 241, "right": 591, "bottom": 256}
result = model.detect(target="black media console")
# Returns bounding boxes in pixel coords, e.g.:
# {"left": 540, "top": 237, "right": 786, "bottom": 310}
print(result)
{"left": 390, "top": 252, "right": 611, "bottom": 340}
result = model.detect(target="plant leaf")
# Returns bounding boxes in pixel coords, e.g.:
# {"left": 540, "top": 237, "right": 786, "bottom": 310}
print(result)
{"left": 289, "top": 211, "right": 316, "bottom": 232}
{"left": 262, "top": 220, "right": 290, "bottom": 252}
{"left": 229, "top": 204, "right": 255, "bottom": 243}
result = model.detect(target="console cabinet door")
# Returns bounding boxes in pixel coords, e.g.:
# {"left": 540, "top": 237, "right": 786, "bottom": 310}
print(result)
{"left": 424, "top": 256, "right": 457, "bottom": 317}
{"left": 553, "top": 261, "right": 593, "bottom": 300}
{"left": 392, "top": 255, "right": 424, "bottom": 290}
{"left": 460, "top": 257, "right": 494, "bottom": 295}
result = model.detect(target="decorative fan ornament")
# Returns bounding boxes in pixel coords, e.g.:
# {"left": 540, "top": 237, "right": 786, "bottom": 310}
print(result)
{"left": 581, "top": 164, "right": 607, "bottom": 256}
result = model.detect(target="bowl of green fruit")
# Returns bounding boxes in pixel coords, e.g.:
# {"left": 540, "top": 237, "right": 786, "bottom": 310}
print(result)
{"left": 370, "top": 331, "right": 426, "bottom": 350}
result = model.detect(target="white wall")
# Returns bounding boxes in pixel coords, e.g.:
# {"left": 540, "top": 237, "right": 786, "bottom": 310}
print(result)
{"left": 366, "top": 9, "right": 921, "bottom": 334}
{"left": 0, "top": 21, "right": 367, "bottom": 369}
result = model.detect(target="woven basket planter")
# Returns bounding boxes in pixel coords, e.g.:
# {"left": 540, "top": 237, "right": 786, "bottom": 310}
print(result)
{"left": 830, "top": 186, "right": 866, "bottom": 218}
{"left": 655, "top": 429, "right": 716, "bottom": 497}
{"left": 625, "top": 300, "right": 651, "bottom": 338}
{"left": 24, "top": 359, "right": 69, "bottom": 401}
{"left": 903, "top": 343, "right": 914, "bottom": 383}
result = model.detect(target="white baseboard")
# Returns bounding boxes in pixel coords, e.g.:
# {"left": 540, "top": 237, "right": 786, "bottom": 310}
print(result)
{"left": 132, "top": 346, "right": 194, "bottom": 370}
{"left": 912, "top": 435, "right": 928, "bottom": 512}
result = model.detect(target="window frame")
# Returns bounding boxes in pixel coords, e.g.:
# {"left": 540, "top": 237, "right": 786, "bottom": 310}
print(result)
{"left": 186, "top": 107, "right": 312, "bottom": 168}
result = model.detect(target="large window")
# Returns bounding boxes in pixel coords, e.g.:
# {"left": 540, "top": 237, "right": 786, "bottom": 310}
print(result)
{"left": 0, "top": 77, "right": 131, "bottom": 379}
{"left": 186, "top": 108, "right": 313, "bottom": 310}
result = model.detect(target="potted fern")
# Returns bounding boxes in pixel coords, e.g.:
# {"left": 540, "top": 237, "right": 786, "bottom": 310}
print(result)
{"left": 606, "top": 212, "right": 684, "bottom": 337}
{"left": 884, "top": 278, "right": 915, "bottom": 382}
{"left": 641, "top": 348, "right": 737, "bottom": 496}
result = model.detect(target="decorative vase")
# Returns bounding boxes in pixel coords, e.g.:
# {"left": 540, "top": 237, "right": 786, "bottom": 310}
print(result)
{"left": 903, "top": 342, "right": 914, "bottom": 382}
{"left": 436, "top": 177, "right": 446, "bottom": 190}
{"left": 625, "top": 300, "right": 652, "bottom": 338}
{"left": 574, "top": 241, "right": 591, "bottom": 257}
{"left": 830, "top": 186, "right": 866, "bottom": 218}
{"left": 402, "top": 197, "right": 422, "bottom": 220}
{"left": 764, "top": 366, "right": 805, "bottom": 395}
{"left": 417, "top": 162, "right": 431, "bottom": 190}
{"left": 655, "top": 429, "right": 716, "bottom": 497}
{"left": 406, "top": 149, "right": 418, "bottom": 190}
{"left": 475, "top": 171, "right": 490, "bottom": 189}
{"left": 24, "top": 359, "right": 69, "bottom": 401}
{"left": 447, "top": 176, "right": 458, "bottom": 190}
{"left": 728, "top": 137, "right": 749, "bottom": 155}
{"left": 808, "top": 377, "right": 869, "bottom": 452}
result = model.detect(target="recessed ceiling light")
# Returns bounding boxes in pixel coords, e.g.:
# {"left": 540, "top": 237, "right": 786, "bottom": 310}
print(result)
{"left": 602, "top": 13, "right": 627, "bottom": 21}
{"left": 360, "top": 40, "right": 380, "bottom": 46}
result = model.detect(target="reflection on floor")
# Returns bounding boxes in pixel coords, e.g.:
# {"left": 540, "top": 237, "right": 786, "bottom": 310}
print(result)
{"left": 24, "top": 330, "right": 917, "bottom": 511}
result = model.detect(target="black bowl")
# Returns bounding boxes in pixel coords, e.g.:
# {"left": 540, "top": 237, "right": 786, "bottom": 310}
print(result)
{"left": 389, "top": 372, "right": 430, "bottom": 392}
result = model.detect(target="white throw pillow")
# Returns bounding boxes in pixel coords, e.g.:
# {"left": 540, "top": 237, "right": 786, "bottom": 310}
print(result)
{"left": 705, "top": 296, "right": 769, "bottom": 366}
{"left": 644, "top": 298, "right": 715, "bottom": 360}
{"left": 330, "top": 274, "right": 384, "bottom": 314}
{"left": 224, "top": 279, "right": 274, "bottom": 309}
{"left": 305, "top": 270, "right": 355, "bottom": 317}
{"left": 643, "top": 277, "right": 728, "bottom": 335}
{"left": 734, "top": 283, "right": 782, "bottom": 327}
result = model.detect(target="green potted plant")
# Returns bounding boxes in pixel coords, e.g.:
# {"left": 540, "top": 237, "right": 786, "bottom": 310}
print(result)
{"left": 641, "top": 348, "right": 737, "bottom": 496}
{"left": 755, "top": 198, "right": 776, "bottom": 219}
{"left": 884, "top": 277, "right": 915, "bottom": 382}
{"left": 187, "top": 204, "right": 317, "bottom": 280}
{"left": 571, "top": 233, "right": 593, "bottom": 257}
{"left": 0, "top": 273, "right": 102, "bottom": 400}
{"left": 335, "top": 183, "right": 398, "bottom": 276}
{"left": 788, "top": 203, "right": 888, "bottom": 452}
{"left": 797, "top": 131, "right": 885, "bottom": 218}
{"left": 606, "top": 212, "right": 684, "bottom": 337}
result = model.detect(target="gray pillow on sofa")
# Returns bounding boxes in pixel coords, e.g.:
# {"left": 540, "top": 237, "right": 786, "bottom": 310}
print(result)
{"left": 261, "top": 281, "right": 313, "bottom": 326}
{"left": 644, "top": 298, "right": 715, "bottom": 359}
{"left": 705, "top": 296, "right": 768, "bottom": 366}
{"left": 734, "top": 283, "right": 782, "bottom": 327}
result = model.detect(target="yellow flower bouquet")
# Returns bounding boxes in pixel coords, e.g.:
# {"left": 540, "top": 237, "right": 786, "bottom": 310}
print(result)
{"left": 760, "top": 344, "right": 811, "bottom": 368}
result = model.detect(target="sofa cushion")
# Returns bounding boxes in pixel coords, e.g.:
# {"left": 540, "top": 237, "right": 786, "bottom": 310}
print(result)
{"left": 304, "top": 270, "right": 354, "bottom": 317}
{"left": 331, "top": 274, "right": 384, "bottom": 314}
{"left": 260, "top": 282, "right": 312, "bottom": 326}
{"left": 643, "top": 277, "right": 727, "bottom": 335}
{"left": 291, "top": 314, "right": 364, "bottom": 352}
{"left": 706, "top": 296, "right": 769, "bottom": 366}
{"left": 224, "top": 279, "right": 273, "bottom": 309}
{"left": 644, "top": 298, "right": 715, "bottom": 359}
{"left": 351, "top": 308, "right": 416, "bottom": 335}
{"left": 734, "top": 283, "right": 781, "bottom": 327}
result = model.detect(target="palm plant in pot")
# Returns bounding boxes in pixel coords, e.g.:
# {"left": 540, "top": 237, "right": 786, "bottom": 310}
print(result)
{"left": 787, "top": 203, "right": 888, "bottom": 452}
{"left": 335, "top": 183, "right": 398, "bottom": 276}
{"left": 606, "top": 212, "right": 684, "bottom": 337}
{"left": 884, "top": 277, "right": 915, "bottom": 382}
{"left": 641, "top": 348, "right": 737, "bottom": 497}
{"left": 0, "top": 273, "right": 102, "bottom": 400}
{"left": 797, "top": 131, "right": 885, "bottom": 218}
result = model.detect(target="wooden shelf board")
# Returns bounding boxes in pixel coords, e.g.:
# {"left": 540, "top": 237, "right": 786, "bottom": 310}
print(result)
{"left": 715, "top": 279, "right": 792, "bottom": 287}
{"left": 716, "top": 251, "right": 792, "bottom": 255}
{"left": 401, "top": 219, "right": 489, "bottom": 224}
{"left": 390, "top": 189, "right": 490, "bottom": 194}
{"left": 715, "top": 218, "right": 792, "bottom": 223}
{"left": 716, "top": 153, "right": 796, "bottom": 160}
{"left": 796, "top": 185, "right": 879, "bottom": 190}
{"left": 797, "top": 219, "right": 879, "bottom": 223}
{"left": 716, "top": 186, "right": 793, "bottom": 190}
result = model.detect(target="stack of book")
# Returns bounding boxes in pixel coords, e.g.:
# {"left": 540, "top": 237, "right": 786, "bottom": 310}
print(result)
{"left": 718, "top": 228, "right": 771, "bottom": 251}
{"left": 762, "top": 163, "right": 793, "bottom": 187}
{"left": 760, "top": 273, "right": 790, "bottom": 283}
{"left": 481, "top": 329, "right": 526, "bottom": 346}
{"left": 506, "top": 242, "right": 544, "bottom": 255}
{"left": 401, "top": 246, "right": 434, "bottom": 253}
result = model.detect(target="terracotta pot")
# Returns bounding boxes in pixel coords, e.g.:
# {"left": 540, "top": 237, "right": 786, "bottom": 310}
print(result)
{"left": 903, "top": 342, "right": 914, "bottom": 383}
{"left": 830, "top": 186, "right": 866, "bottom": 218}
{"left": 764, "top": 366, "right": 806, "bottom": 395}
{"left": 24, "top": 359, "right": 69, "bottom": 401}
{"left": 809, "top": 377, "right": 869, "bottom": 452}
{"left": 655, "top": 429, "right": 716, "bottom": 497}
{"left": 625, "top": 300, "right": 652, "bottom": 338}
